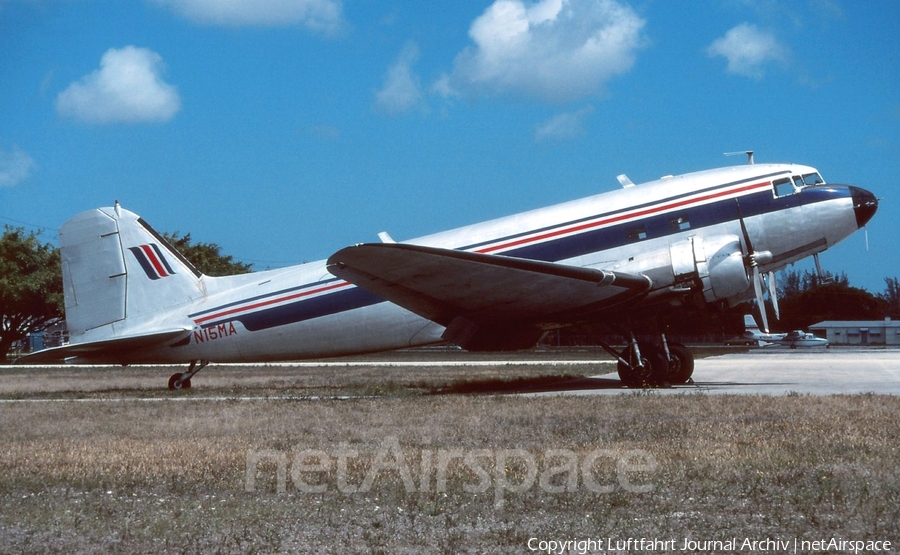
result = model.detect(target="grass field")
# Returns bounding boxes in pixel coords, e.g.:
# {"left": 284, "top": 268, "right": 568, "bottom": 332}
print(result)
{"left": 1, "top": 353, "right": 898, "bottom": 553}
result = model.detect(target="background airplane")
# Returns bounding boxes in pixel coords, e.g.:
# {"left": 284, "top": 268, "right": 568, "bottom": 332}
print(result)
{"left": 759, "top": 330, "right": 830, "bottom": 349}
{"left": 741, "top": 313, "right": 829, "bottom": 348}
{"left": 742, "top": 314, "right": 787, "bottom": 342}
{"left": 18, "top": 161, "right": 876, "bottom": 389}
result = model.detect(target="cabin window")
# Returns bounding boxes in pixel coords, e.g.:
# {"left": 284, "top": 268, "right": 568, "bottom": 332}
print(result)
{"left": 773, "top": 177, "right": 796, "bottom": 198}
{"left": 670, "top": 215, "right": 691, "bottom": 231}
{"left": 626, "top": 225, "right": 647, "bottom": 241}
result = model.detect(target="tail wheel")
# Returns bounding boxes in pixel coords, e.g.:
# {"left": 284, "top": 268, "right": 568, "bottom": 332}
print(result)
{"left": 168, "top": 373, "right": 192, "bottom": 390}
{"left": 664, "top": 342, "right": 694, "bottom": 384}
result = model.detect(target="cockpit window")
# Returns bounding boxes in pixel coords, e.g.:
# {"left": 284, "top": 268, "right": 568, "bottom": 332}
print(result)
{"left": 774, "top": 172, "right": 824, "bottom": 198}
{"left": 773, "top": 177, "right": 795, "bottom": 197}
{"left": 802, "top": 172, "right": 824, "bottom": 186}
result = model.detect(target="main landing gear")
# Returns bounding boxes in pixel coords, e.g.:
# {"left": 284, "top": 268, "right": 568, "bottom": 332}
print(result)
{"left": 596, "top": 334, "right": 694, "bottom": 388}
{"left": 168, "top": 360, "right": 209, "bottom": 390}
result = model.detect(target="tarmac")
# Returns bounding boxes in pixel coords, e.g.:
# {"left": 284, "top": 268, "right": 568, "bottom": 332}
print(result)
{"left": 685, "top": 347, "right": 900, "bottom": 395}
{"left": 546, "top": 347, "right": 900, "bottom": 396}
{"left": 4, "top": 347, "right": 898, "bottom": 399}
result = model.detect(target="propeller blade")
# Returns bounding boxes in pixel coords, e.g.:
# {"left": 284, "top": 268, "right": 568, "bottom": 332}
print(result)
{"left": 767, "top": 270, "right": 780, "bottom": 321}
{"left": 735, "top": 200, "right": 754, "bottom": 255}
{"left": 753, "top": 266, "right": 769, "bottom": 333}
{"left": 737, "top": 199, "right": 771, "bottom": 331}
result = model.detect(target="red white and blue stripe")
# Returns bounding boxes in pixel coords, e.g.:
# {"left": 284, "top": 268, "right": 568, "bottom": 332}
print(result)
{"left": 129, "top": 244, "right": 177, "bottom": 280}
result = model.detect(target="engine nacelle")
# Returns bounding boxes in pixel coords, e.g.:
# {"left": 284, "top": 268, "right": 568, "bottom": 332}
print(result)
{"left": 607, "top": 234, "right": 753, "bottom": 308}
{"left": 694, "top": 235, "right": 751, "bottom": 304}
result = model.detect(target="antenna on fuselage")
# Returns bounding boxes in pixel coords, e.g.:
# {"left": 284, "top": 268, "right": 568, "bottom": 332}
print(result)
{"left": 725, "top": 150, "right": 755, "bottom": 165}
{"left": 617, "top": 174, "right": 635, "bottom": 188}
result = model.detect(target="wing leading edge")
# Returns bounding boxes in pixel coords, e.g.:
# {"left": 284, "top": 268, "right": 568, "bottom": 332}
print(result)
{"left": 327, "top": 243, "right": 652, "bottom": 350}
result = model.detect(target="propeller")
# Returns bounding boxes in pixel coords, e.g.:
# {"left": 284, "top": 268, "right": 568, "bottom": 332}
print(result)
{"left": 767, "top": 271, "right": 780, "bottom": 321}
{"left": 735, "top": 201, "right": 773, "bottom": 332}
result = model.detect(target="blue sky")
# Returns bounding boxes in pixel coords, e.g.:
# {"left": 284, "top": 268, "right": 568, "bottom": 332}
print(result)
{"left": 1, "top": 0, "right": 897, "bottom": 294}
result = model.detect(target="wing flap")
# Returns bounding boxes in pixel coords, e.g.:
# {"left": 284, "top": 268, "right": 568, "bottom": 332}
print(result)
{"left": 326, "top": 243, "right": 651, "bottom": 327}
{"left": 16, "top": 328, "right": 192, "bottom": 364}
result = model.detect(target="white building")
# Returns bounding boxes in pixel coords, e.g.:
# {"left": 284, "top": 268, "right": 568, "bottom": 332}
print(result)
{"left": 809, "top": 318, "right": 900, "bottom": 346}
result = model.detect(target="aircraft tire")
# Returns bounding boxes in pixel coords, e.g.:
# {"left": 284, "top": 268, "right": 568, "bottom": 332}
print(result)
{"left": 617, "top": 342, "right": 664, "bottom": 388}
{"left": 617, "top": 356, "right": 651, "bottom": 388}
{"left": 642, "top": 344, "right": 671, "bottom": 387}
{"left": 168, "top": 373, "right": 192, "bottom": 391}
{"left": 665, "top": 342, "right": 694, "bottom": 385}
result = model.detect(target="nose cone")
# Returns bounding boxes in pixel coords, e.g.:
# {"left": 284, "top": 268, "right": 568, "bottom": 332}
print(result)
{"left": 850, "top": 186, "right": 878, "bottom": 228}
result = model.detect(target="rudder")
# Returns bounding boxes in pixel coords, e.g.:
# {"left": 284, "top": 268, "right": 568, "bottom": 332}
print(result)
{"left": 60, "top": 203, "right": 204, "bottom": 342}
{"left": 743, "top": 314, "right": 759, "bottom": 331}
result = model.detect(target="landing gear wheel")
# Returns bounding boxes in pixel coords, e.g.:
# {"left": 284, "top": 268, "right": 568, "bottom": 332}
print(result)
{"left": 617, "top": 355, "right": 652, "bottom": 388}
{"left": 617, "top": 341, "right": 667, "bottom": 388}
{"left": 664, "top": 342, "right": 694, "bottom": 385}
{"left": 642, "top": 344, "right": 671, "bottom": 388}
{"left": 168, "top": 373, "right": 192, "bottom": 390}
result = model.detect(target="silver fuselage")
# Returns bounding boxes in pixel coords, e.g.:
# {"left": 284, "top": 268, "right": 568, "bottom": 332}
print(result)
{"left": 80, "top": 163, "right": 875, "bottom": 363}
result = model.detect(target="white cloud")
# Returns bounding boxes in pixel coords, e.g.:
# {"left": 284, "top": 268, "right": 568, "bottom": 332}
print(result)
{"left": 437, "top": 0, "right": 646, "bottom": 103}
{"left": 151, "top": 0, "right": 344, "bottom": 33}
{"left": 707, "top": 23, "right": 787, "bottom": 79}
{"left": 55, "top": 46, "right": 181, "bottom": 124}
{"left": 0, "top": 146, "right": 36, "bottom": 188}
{"left": 535, "top": 105, "right": 594, "bottom": 142}
{"left": 374, "top": 42, "right": 426, "bottom": 114}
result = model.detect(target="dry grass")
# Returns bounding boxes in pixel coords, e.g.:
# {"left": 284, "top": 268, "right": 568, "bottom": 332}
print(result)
{"left": 1, "top": 358, "right": 898, "bottom": 553}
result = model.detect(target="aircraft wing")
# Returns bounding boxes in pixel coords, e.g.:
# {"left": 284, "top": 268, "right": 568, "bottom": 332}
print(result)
{"left": 327, "top": 243, "right": 652, "bottom": 337}
{"left": 16, "top": 328, "right": 192, "bottom": 364}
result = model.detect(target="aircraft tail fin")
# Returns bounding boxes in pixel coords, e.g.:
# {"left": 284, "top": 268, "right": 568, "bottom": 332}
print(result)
{"left": 743, "top": 314, "right": 760, "bottom": 332}
{"left": 60, "top": 204, "right": 205, "bottom": 342}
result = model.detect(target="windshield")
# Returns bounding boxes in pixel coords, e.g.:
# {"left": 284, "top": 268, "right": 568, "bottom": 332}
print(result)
{"left": 802, "top": 172, "right": 825, "bottom": 186}
{"left": 774, "top": 171, "right": 826, "bottom": 198}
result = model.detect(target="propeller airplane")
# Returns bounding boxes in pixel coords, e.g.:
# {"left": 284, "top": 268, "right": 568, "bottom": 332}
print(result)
{"left": 18, "top": 158, "right": 877, "bottom": 389}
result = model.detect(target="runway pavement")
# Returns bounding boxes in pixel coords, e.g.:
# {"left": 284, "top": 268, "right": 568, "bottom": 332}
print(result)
{"left": 4, "top": 347, "right": 897, "bottom": 400}
{"left": 552, "top": 347, "right": 900, "bottom": 396}
{"left": 685, "top": 347, "right": 900, "bottom": 395}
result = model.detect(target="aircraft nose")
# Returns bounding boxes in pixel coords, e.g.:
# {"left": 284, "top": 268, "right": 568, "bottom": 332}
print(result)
{"left": 850, "top": 186, "right": 878, "bottom": 228}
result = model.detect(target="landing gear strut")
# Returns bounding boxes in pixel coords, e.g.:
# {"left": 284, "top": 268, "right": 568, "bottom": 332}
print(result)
{"left": 662, "top": 339, "right": 694, "bottom": 384}
{"left": 619, "top": 334, "right": 661, "bottom": 388}
{"left": 168, "top": 360, "right": 209, "bottom": 391}
{"left": 596, "top": 334, "right": 694, "bottom": 388}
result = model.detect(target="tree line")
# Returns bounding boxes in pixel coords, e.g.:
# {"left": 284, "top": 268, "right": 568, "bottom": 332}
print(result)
{"left": 2, "top": 225, "right": 898, "bottom": 359}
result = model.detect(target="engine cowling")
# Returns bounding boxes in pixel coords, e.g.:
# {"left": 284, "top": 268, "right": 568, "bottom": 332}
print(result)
{"left": 695, "top": 235, "right": 751, "bottom": 304}
{"left": 602, "top": 234, "right": 754, "bottom": 309}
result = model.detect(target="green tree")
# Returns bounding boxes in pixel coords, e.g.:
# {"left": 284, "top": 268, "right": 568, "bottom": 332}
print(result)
{"left": 779, "top": 281, "right": 887, "bottom": 330}
{"left": 778, "top": 269, "right": 850, "bottom": 299}
{"left": 879, "top": 277, "right": 900, "bottom": 317}
{"left": 0, "top": 227, "right": 64, "bottom": 360}
{"left": 779, "top": 269, "right": 804, "bottom": 300}
{"left": 161, "top": 232, "right": 253, "bottom": 277}
{"left": 774, "top": 269, "right": 894, "bottom": 329}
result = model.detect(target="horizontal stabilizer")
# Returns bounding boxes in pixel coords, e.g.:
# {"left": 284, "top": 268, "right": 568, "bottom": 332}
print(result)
{"left": 16, "top": 328, "right": 191, "bottom": 364}
{"left": 327, "top": 243, "right": 652, "bottom": 327}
